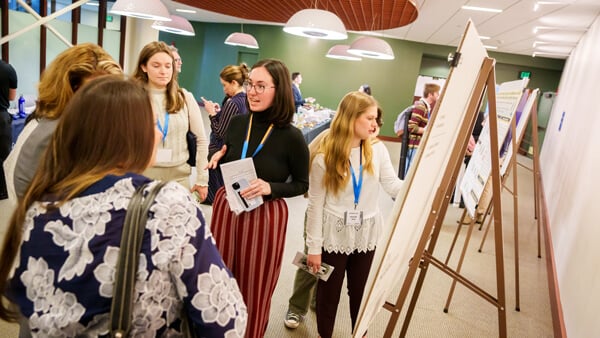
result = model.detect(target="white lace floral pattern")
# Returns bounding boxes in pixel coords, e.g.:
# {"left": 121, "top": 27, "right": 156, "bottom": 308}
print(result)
{"left": 10, "top": 175, "right": 247, "bottom": 337}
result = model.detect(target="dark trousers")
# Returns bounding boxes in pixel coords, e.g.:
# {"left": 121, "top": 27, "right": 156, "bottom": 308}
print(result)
{"left": 316, "top": 249, "right": 375, "bottom": 338}
{"left": 0, "top": 110, "right": 12, "bottom": 198}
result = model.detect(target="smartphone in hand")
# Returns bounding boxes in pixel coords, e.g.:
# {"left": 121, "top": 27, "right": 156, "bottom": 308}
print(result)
{"left": 232, "top": 178, "right": 262, "bottom": 212}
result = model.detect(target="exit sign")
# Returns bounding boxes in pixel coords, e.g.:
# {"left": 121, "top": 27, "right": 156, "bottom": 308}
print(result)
{"left": 519, "top": 71, "right": 531, "bottom": 79}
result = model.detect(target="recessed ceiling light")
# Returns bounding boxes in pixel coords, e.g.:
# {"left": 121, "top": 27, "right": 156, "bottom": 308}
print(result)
{"left": 532, "top": 51, "right": 570, "bottom": 58}
{"left": 176, "top": 8, "right": 197, "bottom": 14}
{"left": 483, "top": 45, "right": 498, "bottom": 50}
{"left": 479, "top": 36, "right": 491, "bottom": 40}
{"left": 461, "top": 5, "right": 502, "bottom": 13}
{"left": 533, "top": 40, "right": 577, "bottom": 47}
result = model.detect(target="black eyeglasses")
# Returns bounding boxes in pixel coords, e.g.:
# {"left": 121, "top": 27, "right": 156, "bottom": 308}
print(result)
{"left": 243, "top": 81, "right": 275, "bottom": 94}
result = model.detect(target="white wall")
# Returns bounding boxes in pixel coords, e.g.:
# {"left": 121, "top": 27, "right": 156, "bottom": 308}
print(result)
{"left": 539, "top": 15, "right": 600, "bottom": 337}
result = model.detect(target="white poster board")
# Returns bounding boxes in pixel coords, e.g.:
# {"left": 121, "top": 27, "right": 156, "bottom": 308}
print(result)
{"left": 354, "top": 20, "right": 488, "bottom": 336}
{"left": 459, "top": 79, "right": 529, "bottom": 217}
{"left": 500, "top": 89, "right": 540, "bottom": 176}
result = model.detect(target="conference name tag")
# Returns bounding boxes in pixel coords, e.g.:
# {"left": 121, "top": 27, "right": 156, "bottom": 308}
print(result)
{"left": 344, "top": 210, "right": 363, "bottom": 226}
{"left": 156, "top": 148, "right": 173, "bottom": 163}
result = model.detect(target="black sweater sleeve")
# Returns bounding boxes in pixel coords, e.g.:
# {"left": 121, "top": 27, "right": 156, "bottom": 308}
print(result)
{"left": 222, "top": 114, "right": 309, "bottom": 199}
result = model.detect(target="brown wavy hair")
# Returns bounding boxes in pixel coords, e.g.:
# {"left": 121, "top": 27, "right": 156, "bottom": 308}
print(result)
{"left": 0, "top": 76, "right": 155, "bottom": 321}
{"left": 33, "top": 43, "right": 122, "bottom": 120}
{"left": 133, "top": 41, "right": 185, "bottom": 114}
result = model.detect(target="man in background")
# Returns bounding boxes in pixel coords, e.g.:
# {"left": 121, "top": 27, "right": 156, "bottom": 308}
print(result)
{"left": 404, "top": 83, "right": 440, "bottom": 174}
{"left": 292, "top": 72, "right": 304, "bottom": 111}
{"left": 169, "top": 45, "right": 183, "bottom": 73}
{"left": 0, "top": 59, "right": 18, "bottom": 200}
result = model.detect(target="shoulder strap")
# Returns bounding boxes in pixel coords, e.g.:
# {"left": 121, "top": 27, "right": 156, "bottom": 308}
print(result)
{"left": 110, "top": 181, "right": 169, "bottom": 338}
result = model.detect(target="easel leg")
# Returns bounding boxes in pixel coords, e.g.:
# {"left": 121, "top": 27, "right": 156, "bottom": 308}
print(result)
{"left": 443, "top": 218, "right": 477, "bottom": 312}
{"left": 446, "top": 208, "right": 467, "bottom": 264}
{"left": 477, "top": 208, "right": 494, "bottom": 253}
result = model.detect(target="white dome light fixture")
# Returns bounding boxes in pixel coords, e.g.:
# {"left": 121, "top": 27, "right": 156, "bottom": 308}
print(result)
{"left": 284, "top": 9, "right": 347, "bottom": 40}
{"left": 348, "top": 36, "right": 395, "bottom": 60}
{"left": 110, "top": 0, "right": 171, "bottom": 21}
{"left": 224, "top": 32, "right": 260, "bottom": 49}
{"left": 326, "top": 45, "right": 362, "bottom": 61}
{"left": 152, "top": 15, "right": 195, "bottom": 36}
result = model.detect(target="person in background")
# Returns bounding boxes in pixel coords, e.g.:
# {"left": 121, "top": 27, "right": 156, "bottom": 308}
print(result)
{"left": 305, "top": 91, "right": 402, "bottom": 338}
{"left": 134, "top": 41, "right": 209, "bottom": 202}
{"left": 0, "top": 59, "right": 17, "bottom": 200}
{"left": 0, "top": 76, "right": 247, "bottom": 337}
{"left": 283, "top": 105, "right": 383, "bottom": 330}
{"left": 358, "top": 84, "right": 371, "bottom": 96}
{"left": 4, "top": 43, "right": 121, "bottom": 203}
{"left": 207, "top": 59, "right": 309, "bottom": 338}
{"left": 168, "top": 45, "right": 183, "bottom": 73}
{"left": 404, "top": 83, "right": 441, "bottom": 174}
{"left": 292, "top": 72, "right": 304, "bottom": 111}
{"left": 201, "top": 63, "right": 249, "bottom": 204}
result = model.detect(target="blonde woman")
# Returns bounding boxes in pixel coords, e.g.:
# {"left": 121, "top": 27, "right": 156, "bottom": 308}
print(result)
{"left": 133, "top": 41, "right": 209, "bottom": 201}
{"left": 5, "top": 43, "right": 122, "bottom": 202}
{"left": 306, "top": 91, "right": 402, "bottom": 338}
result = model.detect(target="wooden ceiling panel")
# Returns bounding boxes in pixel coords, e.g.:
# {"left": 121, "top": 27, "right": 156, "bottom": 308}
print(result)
{"left": 174, "top": 0, "right": 418, "bottom": 31}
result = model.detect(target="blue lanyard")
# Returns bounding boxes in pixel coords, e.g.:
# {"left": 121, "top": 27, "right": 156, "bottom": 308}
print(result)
{"left": 349, "top": 142, "right": 363, "bottom": 209}
{"left": 241, "top": 114, "right": 274, "bottom": 159}
{"left": 156, "top": 112, "right": 169, "bottom": 144}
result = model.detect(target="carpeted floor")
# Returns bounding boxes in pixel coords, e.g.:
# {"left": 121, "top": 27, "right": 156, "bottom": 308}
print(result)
{"left": 0, "top": 140, "right": 552, "bottom": 337}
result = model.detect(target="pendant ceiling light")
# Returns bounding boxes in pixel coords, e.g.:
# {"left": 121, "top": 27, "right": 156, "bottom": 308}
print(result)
{"left": 152, "top": 15, "right": 195, "bottom": 36}
{"left": 326, "top": 45, "right": 362, "bottom": 61}
{"left": 110, "top": 0, "right": 171, "bottom": 21}
{"left": 224, "top": 32, "right": 260, "bottom": 49}
{"left": 284, "top": 9, "right": 347, "bottom": 40}
{"left": 348, "top": 36, "right": 395, "bottom": 60}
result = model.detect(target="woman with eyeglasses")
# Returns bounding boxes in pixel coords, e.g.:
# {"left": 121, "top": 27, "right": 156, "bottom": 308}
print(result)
{"left": 201, "top": 63, "right": 249, "bottom": 205}
{"left": 207, "top": 58, "right": 309, "bottom": 338}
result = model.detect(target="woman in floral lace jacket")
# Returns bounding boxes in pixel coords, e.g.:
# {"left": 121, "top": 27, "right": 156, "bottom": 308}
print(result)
{"left": 0, "top": 76, "right": 247, "bottom": 337}
{"left": 306, "top": 92, "right": 402, "bottom": 338}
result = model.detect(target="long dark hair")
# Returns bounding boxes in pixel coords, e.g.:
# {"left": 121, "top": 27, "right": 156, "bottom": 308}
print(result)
{"left": 0, "top": 76, "right": 155, "bottom": 321}
{"left": 249, "top": 59, "right": 296, "bottom": 127}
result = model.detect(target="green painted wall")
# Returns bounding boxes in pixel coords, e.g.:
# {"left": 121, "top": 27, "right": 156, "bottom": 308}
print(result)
{"left": 161, "top": 22, "right": 564, "bottom": 137}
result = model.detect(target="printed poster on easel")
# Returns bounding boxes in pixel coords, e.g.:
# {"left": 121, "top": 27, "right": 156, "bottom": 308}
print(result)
{"left": 500, "top": 88, "right": 540, "bottom": 176}
{"left": 459, "top": 78, "right": 529, "bottom": 217}
{"left": 353, "top": 20, "right": 490, "bottom": 337}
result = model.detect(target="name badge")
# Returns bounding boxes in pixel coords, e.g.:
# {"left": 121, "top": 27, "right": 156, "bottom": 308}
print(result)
{"left": 156, "top": 148, "right": 173, "bottom": 163}
{"left": 344, "top": 210, "right": 363, "bottom": 226}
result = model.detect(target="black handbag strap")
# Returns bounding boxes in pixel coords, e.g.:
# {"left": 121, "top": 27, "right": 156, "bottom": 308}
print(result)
{"left": 110, "top": 181, "right": 168, "bottom": 338}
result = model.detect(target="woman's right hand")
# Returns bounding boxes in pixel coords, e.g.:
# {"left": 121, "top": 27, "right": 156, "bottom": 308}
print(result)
{"left": 201, "top": 97, "right": 220, "bottom": 116}
{"left": 206, "top": 145, "right": 227, "bottom": 169}
{"left": 307, "top": 254, "right": 322, "bottom": 275}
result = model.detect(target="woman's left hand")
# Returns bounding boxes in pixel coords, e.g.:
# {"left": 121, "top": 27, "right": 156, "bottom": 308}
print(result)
{"left": 191, "top": 185, "right": 208, "bottom": 202}
{"left": 240, "top": 178, "right": 271, "bottom": 199}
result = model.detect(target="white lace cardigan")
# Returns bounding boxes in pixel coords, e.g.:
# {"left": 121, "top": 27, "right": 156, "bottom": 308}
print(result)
{"left": 306, "top": 141, "right": 403, "bottom": 255}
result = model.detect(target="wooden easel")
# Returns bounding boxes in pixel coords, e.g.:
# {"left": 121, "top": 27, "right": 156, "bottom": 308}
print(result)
{"left": 446, "top": 90, "right": 540, "bottom": 313}
{"left": 446, "top": 105, "right": 522, "bottom": 313}
{"left": 379, "top": 57, "right": 508, "bottom": 337}
{"left": 475, "top": 91, "right": 542, "bottom": 305}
